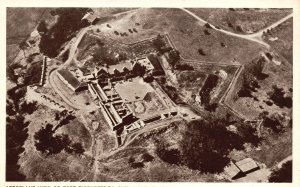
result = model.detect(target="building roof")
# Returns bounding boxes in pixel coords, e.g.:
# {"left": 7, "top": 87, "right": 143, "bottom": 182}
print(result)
{"left": 107, "top": 61, "right": 134, "bottom": 75}
{"left": 78, "top": 67, "right": 91, "bottom": 76}
{"left": 235, "top": 158, "right": 259, "bottom": 173}
{"left": 82, "top": 12, "right": 97, "bottom": 23}
{"left": 57, "top": 69, "right": 85, "bottom": 90}
{"left": 224, "top": 161, "right": 241, "bottom": 179}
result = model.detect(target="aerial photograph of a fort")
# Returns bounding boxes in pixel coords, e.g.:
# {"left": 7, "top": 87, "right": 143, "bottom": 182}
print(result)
{"left": 6, "top": 7, "right": 293, "bottom": 182}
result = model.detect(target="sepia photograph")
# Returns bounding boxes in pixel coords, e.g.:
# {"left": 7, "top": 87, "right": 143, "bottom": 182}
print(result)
{"left": 5, "top": 5, "right": 293, "bottom": 183}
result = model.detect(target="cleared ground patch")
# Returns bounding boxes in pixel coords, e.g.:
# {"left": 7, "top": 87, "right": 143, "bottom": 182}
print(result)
{"left": 114, "top": 77, "right": 154, "bottom": 102}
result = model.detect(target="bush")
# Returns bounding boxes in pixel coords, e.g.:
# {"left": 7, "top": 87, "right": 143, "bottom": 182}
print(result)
{"left": 204, "top": 29, "right": 211, "bottom": 35}
{"left": 153, "top": 34, "right": 166, "bottom": 53}
{"left": 204, "top": 23, "right": 212, "bottom": 29}
{"left": 263, "top": 116, "right": 285, "bottom": 133}
{"left": 198, "top": 48, "right": 206, "bottom": 56}
{"left": 268, "top": 86, "right": 292, "bottom": 108}
{"left": 142, "top": 153, "right": 154, "bottom": 162}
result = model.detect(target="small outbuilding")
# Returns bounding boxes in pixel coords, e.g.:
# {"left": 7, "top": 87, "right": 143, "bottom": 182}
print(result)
{"left": 81, "top": 12, "right": 98, "bottom": 24}
{"left": 224, "top": 161, "right": 243, "bottom": 180}
{"left": 224, "top": 158, "right": 260, "bottom": 180}
{"left": 235, "top": 158, "right": 260, "bottom": 174}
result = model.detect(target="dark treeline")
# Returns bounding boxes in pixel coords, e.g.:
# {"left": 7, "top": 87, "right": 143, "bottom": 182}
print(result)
{"left": 38, "top": 8, "right": 91, "bottom": 58}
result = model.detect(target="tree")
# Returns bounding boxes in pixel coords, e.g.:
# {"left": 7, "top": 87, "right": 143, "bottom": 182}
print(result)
{"left": 132, "top": 62, "right": 146, "bottom": 77}
{"left": 180, "top": 119, "right": 243, "bottom": 173}
{"left": 34, "top": 123, "right": 83, "bottom": 156}
{"left": 128, "top": 156, "right": 135, "bottom": 166}
{"left": 204, "top": 29, "right": 211, "bottom": 35}
{"left": 6, "top": 114, "right": 29, "bottom": 181}
{"left": 237, "top": 124, "right": 261, "bottom": 146}
{"left": 34, "top": 124, "right": 58, "bottom": 155}
{"left": 19, "top": 39, "right": 28, "bottom": 58}
{"left": 153, "top": 34, "right": 166, "bottom": 53}
{"left": 39, "top": 8, "right": 90, "bottom": 58}
{"left": 37, "top": 20, "right": 48, "bottom": 34}
{"left": 155, "top": 141, "right": 180, "bottom": 165}
{"left": 262, "top": 115, "right": 285, "bottom": 133}
{"left": 204, "top": 102, "right": 218, "bottom": 112}
{"left": 66, "top": 142, "right": 85, "bottom": 155}
{"left": 204, "top": 23, "right": 212, "bottom": 29}
{"left": 268, "top": 85, "right": 292, "bottom": 108}
{"left": 269, "top": 160, "right": 292, "bottom": 182}
{"left": 198, "top": 48, "right": 206, "bottom": 56}
{"left": 19, "top": 101, "right": 38, "bottom": 115}
{"left": 168, "top": 50, "right": 180, "bottom": 71}
{"left": 142, "top": 152, "right": 154, "bottom": 162}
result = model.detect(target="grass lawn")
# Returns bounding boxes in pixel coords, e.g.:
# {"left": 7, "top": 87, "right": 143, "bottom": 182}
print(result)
{"left": 186, "top": 8, "right": 292, "bottom": 34}
{"left": 226, "top": 55, "right": 292, "bottom": 119}
{"left": 249, "top": 128, "right": 292, "bottom": 168}
{"left": 264, "top": 18, "right": 293, "bottom": 64}
{"left": 93, "top": 8, "right": 265, "bottom": 65}
{"left": 7, "top": 8, "right": 54, "bottom": 64}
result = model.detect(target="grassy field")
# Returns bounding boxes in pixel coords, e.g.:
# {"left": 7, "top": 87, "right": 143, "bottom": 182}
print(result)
{"left": 249, "top": 128, "right": 292, "bottom": 168}
{"left": 227, "top": 54, "right": 292, "bottom": 119}
{"left": 95, "top": 8, "right": 265, "bottom": 65}
{"left": 19, "top": 105, "right": 94, "bottom": 181}
{"left": 6, "top": 8, "right": 53, "bottom": 64}
{"left": 264, "top": 18, "right": 293, "bottom": 64}
{"left": 186, "top": 8, "right": 292, "bottom": 34}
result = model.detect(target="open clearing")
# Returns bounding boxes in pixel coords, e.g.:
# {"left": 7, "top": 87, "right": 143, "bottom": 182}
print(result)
{"left": 115, "top": 77, "right": 154, "bottom": 102}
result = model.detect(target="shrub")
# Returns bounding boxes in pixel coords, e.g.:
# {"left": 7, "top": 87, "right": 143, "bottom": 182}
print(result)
{"left": 268, "top": 85, "right": 292, "bottom": 108}
{"left": 198, "top": 48, "right": 206, "bottom": 56}
{"left": 142, "top": 153, "right": 154, "bottom": 162}
{"left": 204, "top": 23, "right": 212, "bottom": 29}
{"left": 204, "top": 29, "right": 211, "bottom": 35}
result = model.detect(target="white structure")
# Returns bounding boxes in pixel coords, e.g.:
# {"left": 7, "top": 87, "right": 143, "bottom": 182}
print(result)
{"left": 82, "top": 12, "right": 98, "bottom": 24}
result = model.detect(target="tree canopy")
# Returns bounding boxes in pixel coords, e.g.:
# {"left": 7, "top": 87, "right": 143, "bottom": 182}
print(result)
{"left": 269, "top": 160, "right": 292, "bottom": 182}
{"left": 180, "top": 119, "right": 244, "bottom": 173}
{"left": 168, "top": 50, "right": 180, "bottom": 70}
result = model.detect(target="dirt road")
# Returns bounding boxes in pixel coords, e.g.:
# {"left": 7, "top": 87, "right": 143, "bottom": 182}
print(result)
{"left": 180, "top": 8, "right": 293, "bottom": 49}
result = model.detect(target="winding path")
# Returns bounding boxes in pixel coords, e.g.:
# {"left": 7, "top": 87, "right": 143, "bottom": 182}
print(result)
{"left": 62, "top": 26, "right": 92, "bottom": 68}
